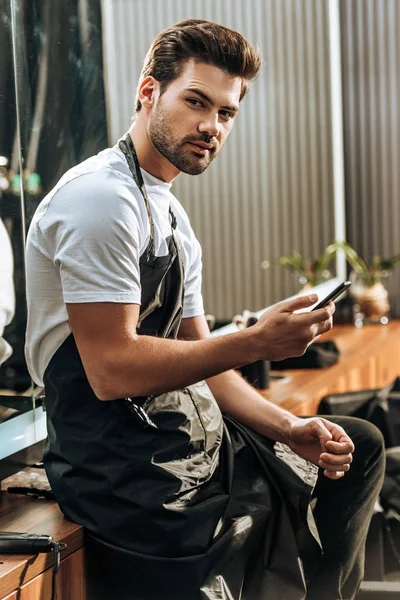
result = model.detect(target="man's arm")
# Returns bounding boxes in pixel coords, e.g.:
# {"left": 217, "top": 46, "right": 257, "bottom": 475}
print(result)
{"left": 66, "top": 293, "right": 332, "bottom": 401}
{"left": 179, "top": 314, "right": 355, "bottom": 480}
{"left": 67, "top": 300, "right": 354, "bottom": 479}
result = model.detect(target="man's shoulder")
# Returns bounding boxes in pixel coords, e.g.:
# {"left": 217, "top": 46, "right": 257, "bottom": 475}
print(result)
{"left": 33, "top": 148, "right": 144, "bottom": 224}
{"left": 56, "top": 147, "right": 134, "bottom": 192}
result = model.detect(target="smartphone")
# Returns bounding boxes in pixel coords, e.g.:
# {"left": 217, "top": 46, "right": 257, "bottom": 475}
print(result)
{"left": 311, "top": 281, "right": 351, "bottom": 311}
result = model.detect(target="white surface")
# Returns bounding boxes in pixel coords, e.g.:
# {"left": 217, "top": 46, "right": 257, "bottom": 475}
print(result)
{"left": 0, "top": 219, "right": 15, "bottom": 365}
{"left": 0, "top": 405, "right": 46, "bottom": 461}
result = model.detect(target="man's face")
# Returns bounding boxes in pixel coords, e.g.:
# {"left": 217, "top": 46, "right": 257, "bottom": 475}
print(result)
{"left": 148, "top": 60, "right": 242, "bottom": 175}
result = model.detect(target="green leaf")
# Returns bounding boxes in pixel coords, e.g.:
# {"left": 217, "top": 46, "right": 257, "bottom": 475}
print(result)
{"left": 276, "top": 252, "right": 306, "bottom": 273}
{"left": 332, "top": 241, "right": 370, "bottom": 279}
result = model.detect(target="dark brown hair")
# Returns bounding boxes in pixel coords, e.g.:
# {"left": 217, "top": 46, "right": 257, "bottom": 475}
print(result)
{"left": 135, "top": 19, "right": 262, "bottom": 111}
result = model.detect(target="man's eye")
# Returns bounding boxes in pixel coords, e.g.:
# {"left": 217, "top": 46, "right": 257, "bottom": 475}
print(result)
{"left": 187, "top": 98, "right": 203, "bottom": 107}
{"left": 219, "top": 111, "right": 234, "bottom": 121}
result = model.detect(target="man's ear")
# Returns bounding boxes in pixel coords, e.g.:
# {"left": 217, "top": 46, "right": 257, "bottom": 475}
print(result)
{"left": 137, "top": 76, "right": 160, "bottom": 109}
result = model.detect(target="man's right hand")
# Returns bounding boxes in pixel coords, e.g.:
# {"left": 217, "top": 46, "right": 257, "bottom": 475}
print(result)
{"left": 251, "top": 295, "right": 335, "bottom": 362}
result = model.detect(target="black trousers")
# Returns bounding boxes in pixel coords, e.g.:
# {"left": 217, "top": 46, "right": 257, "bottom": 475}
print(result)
{"left": 306, "top": 416, "right": 386, "bottom": 600}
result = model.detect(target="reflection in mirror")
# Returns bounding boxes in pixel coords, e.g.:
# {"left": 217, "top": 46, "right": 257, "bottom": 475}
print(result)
{"left": 0, "top": 0, "right": 27, "bottom": 405}
{"left": 14, "top": 0, "right": 108, "bottom": 197}
{"left": 0, "top": 0, "right": 41, "bottom": 482}
{"left": 0, "top": 0, "right": 38, "bottom": 478}
{"left": 11, "top": 0, "right": 107, "bottom": 378}
{"left": 1, "top": 0, "right": 107, "bottom": 472}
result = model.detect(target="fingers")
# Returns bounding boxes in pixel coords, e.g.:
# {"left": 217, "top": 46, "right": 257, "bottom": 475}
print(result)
{"left": 257, "top": 296, "right": 334, "bottom": 362}
{"left": 319, "top": 452, "right": 352, "bottom": 473}
{"left": 315, "top": 316, "right": 333, "bottom": 337}
{"left": 304, "top": 303, "right": 335, "bottom": 327}
{"left": 294, "top": 301, "right": 335, "bottom": 337}
{"left": 285, "top": 295, "right": 335, "bottom": 319}
{"left": 312, "top": 301, "right": 336, "bottom": 319}
{"left": 304, "top": 417, "right": 333, "bottom": 450}
{"left": 315, "top": 418, "right": 355, "bottom": 480}
{"left": 320, "top": 453, "right": 352, "bottom": 480}
{"left": 319, "top": 451, "right": 353, "bottom": 467}
{"left": 325, "top": 439, "right": 354, "bottom": 454}
{"left": 319, "top": 419, "right": 355, "bottom": 453}
{"left": 282, "top": 294, "right": 319, "bottom": 312}
{"left": 323, "top": 469, "right": 346, "bottom": 480}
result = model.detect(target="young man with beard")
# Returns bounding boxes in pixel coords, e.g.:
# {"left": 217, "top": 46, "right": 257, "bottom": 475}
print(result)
{"left": 25, "top": 19, "right": 384, "bottom": 600}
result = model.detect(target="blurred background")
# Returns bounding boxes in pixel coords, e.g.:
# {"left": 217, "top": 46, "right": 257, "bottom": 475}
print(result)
{"left": 0, "top": 0, "right": 399, "bottom": 434}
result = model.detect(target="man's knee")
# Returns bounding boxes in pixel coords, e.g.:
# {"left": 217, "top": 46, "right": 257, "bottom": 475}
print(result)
{"left": 323, "top": 415, "right": 384, "bottom": 448}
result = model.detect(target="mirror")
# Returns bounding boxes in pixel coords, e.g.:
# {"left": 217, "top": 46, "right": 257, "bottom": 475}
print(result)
{"left": 0, "top": 0, "right": 41, "bottom": 474}
{"left": 0, "top": 0, "right": 29, "bottom": 405}
{"left": 0, "top": 0, "right": 108, "bottom": 468}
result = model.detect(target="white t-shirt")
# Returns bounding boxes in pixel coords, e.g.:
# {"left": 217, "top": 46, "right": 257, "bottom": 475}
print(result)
{"left": 0, "top": 218, "right": 15, "bottom": 365}
{"left": 25, "top": 146, "right": 204, "bottom": 386}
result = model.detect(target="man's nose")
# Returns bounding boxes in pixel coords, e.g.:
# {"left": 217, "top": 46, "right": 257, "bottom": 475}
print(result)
{"left": 198, "top": 112, "right": 220, "bottom": 138}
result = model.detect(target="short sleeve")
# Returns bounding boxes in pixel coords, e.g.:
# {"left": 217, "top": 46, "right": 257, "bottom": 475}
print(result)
{"left": 38, "top": 170, "right": 146, "bottom": 305}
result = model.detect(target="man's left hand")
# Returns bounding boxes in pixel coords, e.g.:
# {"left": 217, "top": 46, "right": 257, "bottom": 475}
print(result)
{"left": 286, "top": 417, "right": 355, "bottom": 480}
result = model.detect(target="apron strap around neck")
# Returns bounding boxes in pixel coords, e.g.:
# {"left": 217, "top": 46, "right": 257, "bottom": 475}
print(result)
{"left": 118, "top": 134, "right": 156, "bottom": 259}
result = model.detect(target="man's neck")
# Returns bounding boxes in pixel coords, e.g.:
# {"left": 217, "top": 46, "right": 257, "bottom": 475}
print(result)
{"left": 127, "top": 122, "right": 180, "bottom": 184}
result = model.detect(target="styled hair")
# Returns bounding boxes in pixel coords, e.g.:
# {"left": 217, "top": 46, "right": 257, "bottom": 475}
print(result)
{"left": 135, "top": 19, "right": 262, "bottom": 111}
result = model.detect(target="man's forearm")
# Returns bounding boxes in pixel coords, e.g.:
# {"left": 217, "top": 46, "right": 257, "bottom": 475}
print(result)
{"left": 206, "top": 369, "right": 299, "bottom": 443}
{"left": 89, "top": 329, "right": 261, "bottom": 400}
{"left": 71, "top": 295, "right": 333, "bottom": 401}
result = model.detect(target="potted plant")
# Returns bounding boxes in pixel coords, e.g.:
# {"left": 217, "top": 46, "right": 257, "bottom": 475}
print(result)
{"left": 330, "top": 241, "right": 400, "bottom": 323}
{"left": 261, "top": 243, "right": 339, "bottom": 289}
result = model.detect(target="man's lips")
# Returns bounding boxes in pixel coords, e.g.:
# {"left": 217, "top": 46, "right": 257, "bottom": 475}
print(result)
{"left": 187, "top": 141, "right": 216, "bottom": 154}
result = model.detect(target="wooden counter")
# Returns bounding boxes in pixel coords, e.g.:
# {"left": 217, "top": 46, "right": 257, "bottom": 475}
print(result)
{"left": 263, "top": 320, "right": 400, "bottom": 415}
{"left": 0, "top": 493, "right": 85, "bottom": 600}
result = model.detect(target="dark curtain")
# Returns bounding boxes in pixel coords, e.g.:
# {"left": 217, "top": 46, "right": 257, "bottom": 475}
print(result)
{"left": 0, "top": 0, "right": 108, "bottom": 391}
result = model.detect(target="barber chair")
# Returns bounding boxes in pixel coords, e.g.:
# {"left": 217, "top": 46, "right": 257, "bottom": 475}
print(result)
{"left": 319, "top": 385, "right": 400, "bottom": 598}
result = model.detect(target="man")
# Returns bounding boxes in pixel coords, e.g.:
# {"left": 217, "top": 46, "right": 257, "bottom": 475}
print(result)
{"left": 25, "top": 20, "right": 384, "bottom": 600}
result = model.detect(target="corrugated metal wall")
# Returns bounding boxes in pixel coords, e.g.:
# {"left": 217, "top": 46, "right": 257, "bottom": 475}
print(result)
{"left": 102, "top": 0, "right": 336, "bottom": 320}
{"left": 340, "top": 0, "right": 400, "bottom": 318}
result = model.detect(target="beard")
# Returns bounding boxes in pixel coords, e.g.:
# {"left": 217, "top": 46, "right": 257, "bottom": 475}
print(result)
{"left": 149, "top": 99, "right": 218, "bottom": 175}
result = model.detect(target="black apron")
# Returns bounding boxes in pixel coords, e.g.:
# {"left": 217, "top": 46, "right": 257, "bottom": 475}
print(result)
{"left": 43, "top": 134, "right": 323, "bottom": 599}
